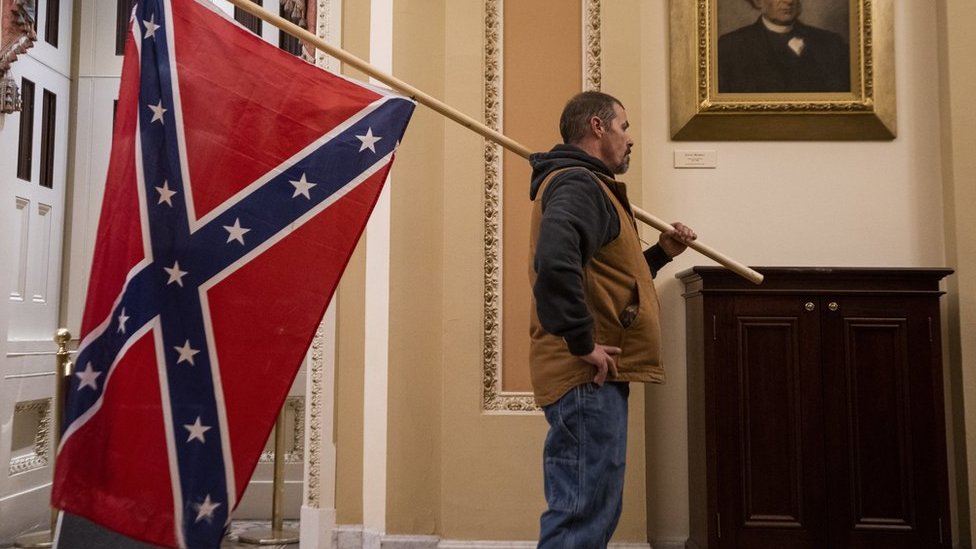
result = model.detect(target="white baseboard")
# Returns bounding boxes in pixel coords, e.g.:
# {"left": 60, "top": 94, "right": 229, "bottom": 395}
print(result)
{"left": 383, "top": 534, "right": 439, "bottom": 548}
{"left": 437, "top": 542, "right": 649, "bottom": 549}
{"left": 334, "top": 525, "right": 381, "bottom": 549}
{"left": 436, "top": 542, "right": 535, "bottom": 549}
{"left": 648, "top": 540, "right": 686, "bottom": 549}
{"left": 322, "top": 524, "right": 667, "bottom": 549}
{"left": 434, "top": 540, "right": 657, "bottom": 549}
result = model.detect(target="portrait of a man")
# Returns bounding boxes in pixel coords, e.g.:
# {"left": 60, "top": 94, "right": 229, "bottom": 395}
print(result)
{"left": 718, "top": 0, "right": 851, "bottom": 93}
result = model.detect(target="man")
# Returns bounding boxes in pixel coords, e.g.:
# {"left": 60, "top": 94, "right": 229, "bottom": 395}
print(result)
{"left": 718, "top": 0, "right": 850, "bottom": 93}
{"left": 528, "top": 91, "right": 696, "bottom": 548}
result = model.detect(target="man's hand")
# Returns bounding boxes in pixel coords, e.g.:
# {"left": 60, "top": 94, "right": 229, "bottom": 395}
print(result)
{"left": 580, "top": 344, "right": 621, "bottom": 386}
{"left": 659, "top": 221, "right": 697, "bottom": 258}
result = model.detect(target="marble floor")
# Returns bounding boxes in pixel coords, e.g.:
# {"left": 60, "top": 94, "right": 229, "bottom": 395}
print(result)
{"left": 221, "top": 521, "right": 300, "bottom": 548}
{"left": 2, "top": 518, "right": 300, "bottom": 549}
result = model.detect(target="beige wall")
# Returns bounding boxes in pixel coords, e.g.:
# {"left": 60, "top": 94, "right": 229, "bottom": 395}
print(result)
{"left": 636, "top": 0, "right": 960, "bottom": 544}
{"left": 939, "top": 0, "right": 976, "bottom": 546}
{"left": 328, "top": 0, "right": 974, "bottom": 545}
{"left": 387, "top": 0, "right": 447, "bottom": 536}
{"left": 334, "top": 0, "right": 370, "bottom": 527}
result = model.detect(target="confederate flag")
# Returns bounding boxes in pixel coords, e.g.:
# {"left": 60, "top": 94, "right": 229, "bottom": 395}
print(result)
{"left": 51, "top": 0, "right": 414, "bottom": 547}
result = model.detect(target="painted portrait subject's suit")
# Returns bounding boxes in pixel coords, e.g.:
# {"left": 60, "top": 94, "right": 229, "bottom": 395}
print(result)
{"left": 718, "top": 16, "right": 850, "bottom": 93}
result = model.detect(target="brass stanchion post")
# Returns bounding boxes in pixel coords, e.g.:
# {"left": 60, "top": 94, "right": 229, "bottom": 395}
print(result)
{"left": 15, "top": 329, "right": 72, "bottom": 548}
{"left": 239, "top": 407, "right": 299, "bottom": 545}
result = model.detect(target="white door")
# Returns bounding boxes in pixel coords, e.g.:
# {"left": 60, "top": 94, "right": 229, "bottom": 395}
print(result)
{"left": 0, "top": 0, "right": 73, "bottom": 543}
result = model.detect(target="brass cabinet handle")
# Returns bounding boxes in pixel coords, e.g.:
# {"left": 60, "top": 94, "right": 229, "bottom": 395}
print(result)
{"left": 805, "top": 302, "right": 815, "bottom": 312}
{"left": 828, "top": 302, "right": 839, "bottom": 312}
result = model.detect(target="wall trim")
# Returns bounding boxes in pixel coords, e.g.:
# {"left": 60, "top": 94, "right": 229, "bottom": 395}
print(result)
{"left": 330, "top": 526, "right": 657, "bottom": 549}
{"left": 439, "top": 543, "right": 648, "bottom": 549}
{"left": 649, "top": 540, "right": 687, "bottom": 549}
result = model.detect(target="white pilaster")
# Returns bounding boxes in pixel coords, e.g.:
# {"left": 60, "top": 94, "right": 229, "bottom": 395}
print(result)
{"left": 362, "top": 0, "right": 394, "bottom": 537}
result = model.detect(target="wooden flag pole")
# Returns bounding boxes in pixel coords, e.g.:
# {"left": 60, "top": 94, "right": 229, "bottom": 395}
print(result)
{"left": 224, "top": 0, "right": 763, "bottom": 285}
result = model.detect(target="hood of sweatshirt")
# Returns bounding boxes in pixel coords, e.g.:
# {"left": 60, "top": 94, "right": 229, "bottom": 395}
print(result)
{"left": 528, "top": 144, "right": 614, "bottom": 200}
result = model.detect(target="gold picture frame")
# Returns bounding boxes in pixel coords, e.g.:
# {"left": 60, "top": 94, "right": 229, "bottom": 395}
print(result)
{"left": 670, "top": 0, "right": 895, "bottom": 140}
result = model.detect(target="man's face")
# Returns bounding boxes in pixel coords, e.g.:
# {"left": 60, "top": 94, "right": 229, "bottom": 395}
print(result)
{"left": 758, "top": 0, "right": 802, "bottom": 25}
{"left": 598, "top": 103, "right": 634, "bottom": 175}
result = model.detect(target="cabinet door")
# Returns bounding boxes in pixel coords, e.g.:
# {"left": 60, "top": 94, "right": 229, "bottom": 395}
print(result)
{"left": 821, "top": 296, "right": 949, "bottom": 548}
{"left": 716, "top": 295, "right": 827, "bottom": 549}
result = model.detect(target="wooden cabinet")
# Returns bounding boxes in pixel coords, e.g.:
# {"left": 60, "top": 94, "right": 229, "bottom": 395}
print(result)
{"left": 678, "top": 267, "right": 953, "bottom": 549}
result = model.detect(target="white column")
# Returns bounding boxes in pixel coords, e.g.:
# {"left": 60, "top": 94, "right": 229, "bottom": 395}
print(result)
{"left": 362, "top": 0, "right": 394, "bottom": 544}
{"left": 301, "top": 304, "right": 338, "bottom": 549}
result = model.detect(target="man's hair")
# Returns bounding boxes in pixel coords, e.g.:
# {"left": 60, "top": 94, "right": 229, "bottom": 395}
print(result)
{"left": 559, "top": 91, "right": 624, "bottom": 145}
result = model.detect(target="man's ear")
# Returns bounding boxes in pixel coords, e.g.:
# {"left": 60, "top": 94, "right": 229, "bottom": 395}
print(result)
{"left": 589, "top": 115, "right": 604, "bottom": 137}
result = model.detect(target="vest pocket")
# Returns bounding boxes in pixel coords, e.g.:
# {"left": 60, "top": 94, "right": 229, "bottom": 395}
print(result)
{"left": 617, "top": 281, "right": 641, "bottom": 328}
{"left": 617, "top": 277, "right": 662, "bottom": 370}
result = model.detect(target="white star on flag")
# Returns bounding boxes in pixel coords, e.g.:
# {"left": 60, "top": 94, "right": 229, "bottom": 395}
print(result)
{"left": 356, "top": 128, "right": 382, "bottom": 153}
{"left": 117, "top": 308, "right": 130, "bottom": 334}
{"left": 223, "top": 218, "right": 251, "bottom": 245}
{"left": 173, "top": 340, "right": 200, "bottom": 366}
{"left": 75, "top": 362, "right": 102, "bottom": 391}
{"left": 164, "top": 261, "right": 187, "bottom": 287}
{"left": 143, "top": 14, "right": 160, "bottom": 39}
{"left": 289, "top": 173, "right": 316, "bottom": 199}
{"left": 193, "top": 495, "right": 222, "bottom": 523}
{"left": 155, "top": 181, "right": 177, "bottom": 206}
{"left": 183, "top": 417, "right": 212, "bottom": 443}
{"left": 149, "top": 101, "right": 167, "bottom": 124}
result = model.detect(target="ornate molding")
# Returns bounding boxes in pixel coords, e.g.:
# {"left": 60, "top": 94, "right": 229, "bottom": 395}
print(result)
{"left": 305, "top": 319, "right": 325, "bottom": 508}
{"left": 481, "top": 0, "right": 601, "bottom": 413}
{"left": 304, "top": 0, "right": 338, "bottom": 509}
{"left": 313, "top": 0, "right": 337, "bottom": 71}
{"left": 8, "top": 399, "right": 51, "bottom": 475}
{"left": 583, "top": 0, "right": 602, "bottom": 91}
{"left": 259, "top": 395, "right": 306, "bottom": 463}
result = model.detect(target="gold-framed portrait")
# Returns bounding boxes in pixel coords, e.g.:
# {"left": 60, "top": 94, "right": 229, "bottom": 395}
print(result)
{"left": 670, "top": 0, "right": 895, "bottom": 140}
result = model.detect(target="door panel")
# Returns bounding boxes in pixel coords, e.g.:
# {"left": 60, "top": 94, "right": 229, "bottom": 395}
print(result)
{"left": 4, "top": 60, "right": 68, "bottom": 343}
{"left": 821, "top": 297, "right": 948, "bottom": 548}
{"left": 718, "top": 296, "right": 826, "bottom": 549}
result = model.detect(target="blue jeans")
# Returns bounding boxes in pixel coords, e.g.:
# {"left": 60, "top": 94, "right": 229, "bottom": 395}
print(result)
{"left": 538, "top": 382, "right": 630, "bottom": 549}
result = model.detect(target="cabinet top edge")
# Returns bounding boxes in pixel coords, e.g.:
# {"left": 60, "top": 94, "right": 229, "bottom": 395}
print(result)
{"left": 676, "top": 266, "right": 954, "bottom": 292}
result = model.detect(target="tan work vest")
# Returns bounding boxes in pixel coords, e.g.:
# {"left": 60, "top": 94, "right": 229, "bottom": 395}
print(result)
{"left": 528, "top": 168, "right": 665, "bottom": 407}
